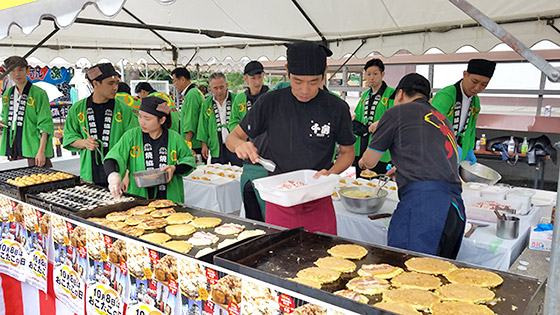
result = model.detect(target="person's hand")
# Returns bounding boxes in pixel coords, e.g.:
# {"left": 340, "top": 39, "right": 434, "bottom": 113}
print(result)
{"left": 368, "top": 121, "right": 379, "bottom": 133}
{"left": 358, "top": 158, "right": 369, "bottom": 170}
{"left": 351, "top": 114, "right": 356, "bottom": 121}
{"left": 35, "top": 151, "right": 46, "bottom": 167}
{"left": 313, "top": 169, "right": 331, "bottom": 179}
{"left": 201, "top": 143, "right": 209, "bottom": 160}
{"left": 234, "top": 141, "right": 259, "bottom": 164}
{"left": 161, "top": 165, "right": 176, "bottom": 183}
{"left": 54, "top": 130, "right": 64, "bottom": 138}
{"left": 107, "top": 172, "right": 123, "bottom": 199}
{"left": 386, "top": 166, "right": 397, "bottom": 179}
{"left": 82, "top": 137, "right": 99, "bottom": 151}
{"left": 465, "top": 149, "right": 477, "bottom": 165}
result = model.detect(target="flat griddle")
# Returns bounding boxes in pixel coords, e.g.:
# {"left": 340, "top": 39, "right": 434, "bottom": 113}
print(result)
{"left": 215, "top": 228, "right": 543, "bottom": 315}
{"left": 73, "top": 199, "right": 282, "bottom": 263}
{"left": 0, "top": 166, "right": 79, "bottom": 201}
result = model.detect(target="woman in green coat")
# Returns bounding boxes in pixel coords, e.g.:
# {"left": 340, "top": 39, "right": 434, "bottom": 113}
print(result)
{"left": 104, "top": 96, "right": 195, "bottom": 203}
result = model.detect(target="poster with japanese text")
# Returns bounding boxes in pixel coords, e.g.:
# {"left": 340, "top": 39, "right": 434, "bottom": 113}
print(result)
{"left": 0, "top": 196, "right": 27, "bottom": 281}
{"left": 21, "top": 204, "right": 49, "bottom": 292}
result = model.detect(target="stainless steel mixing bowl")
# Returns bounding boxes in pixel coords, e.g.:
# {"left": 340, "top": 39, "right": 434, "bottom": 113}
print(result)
{"left": 338, "top": 186, "right": 388, "bottom": 214}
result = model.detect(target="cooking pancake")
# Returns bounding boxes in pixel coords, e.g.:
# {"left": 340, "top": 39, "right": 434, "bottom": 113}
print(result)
{"left": 374, "top": 301, "right": 421, "bottom": 315}
{"left": 383, "top": 288, "right": 440, "bottom": 310}
{"left": 215, "top": 223, "right": 245, "bottom": 235}
{"left": 391, "top": 271, "right": 442, "bottom": 290}
{"left": 118, "top": 225, "right": 145, "bottom": 237}
{"left": 162, "top": 240, "right": 192, "bottom": 254}
{"left": 334, "top": 290, "right": 369, "bottom": 304}
{"left": 358, "top": 263, "right": 403, "bottom": 279}
{"left": 127, "top": 206, "right": 155, "bottom": 215}
{"left": 87, "top": 217, "right": 109, "bottom": 225}
{"left": 431, "top": 301, "right": 496, "bottom": 315}
{"left": 314, "top": 256, "right": 356, "bottom": 273}
{"left": 150, "top": 208, "right": 176, "bottom": 218}
{"left": 436, "top": 283, "right": 495, "bottom": 303}
{"left": 106, "top": 211, "right": 131, "bottom": 222}
{"left": 105, "top": 221, "right": 127, "bottom": 231}
{"left": 165, "top": 212, "right": 194, "bottom": 225}
{"left": 346, "top": 276, "right": 390, "bottom": 295}
{"left": 165, "top": 224, "right": 196, "bottom": 238}
{"left": 327, "top": 244, "right": 368, "bottom": 260}
{"left": 445, "top": 268, "right": 503, "bottom": 288}
{"left": 237, "top": 229, "right": 266, "bottom": 240}
{"left": 139, "top": 233, "right": 171, "bottom": 245}
{"left": 148, "top": 199, "right": 175, "bottom": 208}
{"left": 405, "top": 257, "right": 457, "bottom": 275}
{"left": 296, "top": 267, "right": 341, "bottom": 284}
{"left": 191, "top": 217, "right": 222, "bottom": 229}
{"left": 125, "top": 214, "right": 153, "bottom": 226}
{"left": 137, "top": 218, "right": 167, "bottom": 231}
{"left": 287, "top": 277, "right": 321, "bottom": 289}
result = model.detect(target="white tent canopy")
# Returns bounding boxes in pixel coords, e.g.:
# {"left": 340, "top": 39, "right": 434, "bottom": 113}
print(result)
{"left": 0, "top": 0, "right": 559, "bottom": 65}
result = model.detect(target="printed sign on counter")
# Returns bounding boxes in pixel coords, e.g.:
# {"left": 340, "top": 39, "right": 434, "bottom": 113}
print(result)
{"left": 178, "top": 257, "right": 209, "bottom": 315}
{"left": 22, "top": 206, "right": 49, "bottom": 292}
{"left": 0, "top": 196, "right": 27, "bottom": 281}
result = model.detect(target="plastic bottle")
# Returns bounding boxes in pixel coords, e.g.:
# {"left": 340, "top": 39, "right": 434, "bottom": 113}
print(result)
{"left": 480, "top": 134, "right": 487, "bottom": 147}
{"left": 521, "top": 137, "right": 529, "bottom": 154}
{"left": 507, "top": 136, "right": 516, "bottom": 154}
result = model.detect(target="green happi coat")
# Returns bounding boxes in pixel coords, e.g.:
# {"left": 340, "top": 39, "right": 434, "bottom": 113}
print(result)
{"left": 1, "top": 83, "right": 54, "bottom": 158}
{"left": 115, "top": 92, "right": 141, "bottom": 111}
{"left": 180, "top": 85, "right": 205, "bottom": 149}
{"left": 431, "top": 82, "right": 480, "bottom": 161}
{"left": 197, "top": 92, "right": 238, "bottom": 157}
{"left": 353, "top": 85, "right": 394, "bottom": 162}
{"left": 62, "top": 97, "right": 138, "bottom": 182}
{"left": 148, "top": 92, "right": 180, "bottom": 134}
{"left": 104, "top": 127, "right": 195, "bottom": 203}
{"left": 228, "top": 92, "right": 249, "bottom": 132}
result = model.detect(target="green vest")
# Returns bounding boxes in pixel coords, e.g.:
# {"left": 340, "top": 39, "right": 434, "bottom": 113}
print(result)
{"left": 62, "top": 97, "right": 138, "bottom": 182}
{"left": 197, "top": 92, "right": 238, "bottom": 157}
{"left": 229, "top": 92, "right": 249, "bottom": 132}
{"left": 353, "top": 84, "right": 395, "bottom": 162}
{"left": 104, "top": 127, "right": 195, "bottom": 203}
{"left": 115, "top": 92, "right": 141, "bottom": 111}
{"left": 431, "top": 83, "right": 480, "bottom": 161}
{"left": 1, "top": 84, "right": 54, "bottom": 158}
{"left": 148, "top": 92, "right": 180, "bottom": 134}
{"left": 180, "top": 85, "right": 205, "bottom": 149}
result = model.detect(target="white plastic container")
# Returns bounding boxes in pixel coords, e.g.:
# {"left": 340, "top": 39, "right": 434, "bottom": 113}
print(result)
{"left": 253, "top": 170, "right": 339, "bottom": 207}
{"left": 480, "top": 185, "right": 510, "bottom": 200}
{"left": 507, "top": 188, "right": 535, "bottom": 215}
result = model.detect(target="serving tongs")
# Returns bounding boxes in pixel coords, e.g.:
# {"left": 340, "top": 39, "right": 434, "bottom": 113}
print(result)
{"left": 82, "top": 126, "right": 105, "bottom": 159}
{"left": 374, "top": 174, "right": 391, "bottom": 196}
{"left": 257, "top": 155, "right": 276, "bottom": 172}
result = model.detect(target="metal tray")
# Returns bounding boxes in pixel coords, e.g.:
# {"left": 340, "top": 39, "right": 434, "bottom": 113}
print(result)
{"left": 0, "top": 166, "right": 79, "bottom": 201}
{"left": 73, "top": 200, "right": 282, "bottom": 263}
{"left": 133, "top": 168, "right": 168, "bottom": 188}
{"left": 214, "top": 229, "right": 544, "bottom": 315}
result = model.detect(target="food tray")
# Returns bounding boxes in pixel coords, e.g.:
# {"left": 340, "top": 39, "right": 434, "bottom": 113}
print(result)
{"left": 73, "top": 200, "right": 282, "bottom": 263}
{"left": 0, "top": 166, "right": 80, "bottom": 201}
{"left": 215, "top": 229, "right": 543, "bottom": 314}
{"left": 253, "top": 169, "right": 339, "bottom": 207}
{"left": 25, "top": 183, "right": 141, "bottom": 216}
{"left": 133, "top": 168, "right": 168, "bottom": 188}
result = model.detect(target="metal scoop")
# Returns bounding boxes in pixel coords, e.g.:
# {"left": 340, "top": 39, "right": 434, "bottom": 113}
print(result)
{"left": 376, "top": 176, "right": 391, "bottom": 196}
{"left": 257, "top": 155, "right": 276, "bottom": 172}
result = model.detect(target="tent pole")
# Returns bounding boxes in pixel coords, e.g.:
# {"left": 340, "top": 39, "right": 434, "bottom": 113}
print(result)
{"left": 328, "top": 39, "right": 366, "bottom": 81}
{"left": 544, "top": 143, "right": 560, "bottom": 315}
{"left": 147, "top": 51, "right": 171, "bottom": 78}
{"left": 290, "top": 0, "right": 327, "bottom": 44}
{"left": 448, "top": 0, "right": 559, "bottom": 82}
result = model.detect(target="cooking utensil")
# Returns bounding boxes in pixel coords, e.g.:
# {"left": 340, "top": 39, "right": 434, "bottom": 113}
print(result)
{"left": 459, "top": 161, "right": 502, "bottom": 185}
{"left": 496, "top": 215, "right": 520, "bottom": 239}
{"left": 339, "top": 186, "right": 388, "bottom": 214}
{"left": 494, "top": 209, "right": 507, "bottom": 221}
{"left": 133, "top": 168, "right": 168, "bottom": 188}
{"left": 464, "top": 222, "right": 489, "bottom": 238}
{"left": 257, "top": 155, "right": 276, "bottom": 172}
{"left": 82, "top": 126, "right": 104, "bottom": 159}
{"left": 368, "top": 213, "right": 392, "bottom": 220}
{"left": 376, "top": 176, "right": 390, "bottom": 196}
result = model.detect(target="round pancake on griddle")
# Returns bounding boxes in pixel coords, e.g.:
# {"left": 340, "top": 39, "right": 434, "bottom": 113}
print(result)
{"left": 162, "top": 240, "right": 192, "bottom": 254}
{"left": 431, "top": 301, "right": 496, "bottom": 315}
{"left": 391, "top": 271, "right": 442, "bottom": 290}
{"left": 436, "top": 283, "right": 495, "bottom": 303}
{"left": 287, "top": 277, "right": 321, "bottom": 289}
{"left": 105, "top": 221, "right": 127, "bottom": 231}
{"left": 405, "top": 257, "right": 457, "bottom": 275}
{"left": 346, "top": 276, "right": 390, "bottom": 295}
{"left": 296, "top": 267, "right": 341, "bottom": 284}
{"left": 374, "top": 301, "right": 421, "bottom": 315}
{"left": 125, "top": 214, "right": 152, "bottom": 226}
{"left": 148, "top": 199, "right": 175, "bottom": 208}
{"left": 445, "top": 268, "right": 503, "bottom": 288}
{"left": 358, "top": 263, "right": 404, "bottom": 279}
{"left": 139, "top": 233, "right": 171, "bottom": 245}
{"left": 127, "top": 205, "right": 155, "bottom": 215}
{"left": 314, "top": 256, "right": 356, "bottom": 273}
{"left": 165, "top": 212, "right": 194, "bottom": 225}
{"left": 191, "top": 217, "right": 222, "bottom": 229}
{"left": 334, "top": 289, "right": 369, "bottom": 304}
{"left": 150, "top": 207, "right": 176, "bottom": 218}
{"left": 327, "top": 244, "right": 368, "bottom": 260}
{"left": 383, "top": 288, "right": 440, "bottom": 310}
{"left": 106, "top": 211, "right": 131, "bottom": 222}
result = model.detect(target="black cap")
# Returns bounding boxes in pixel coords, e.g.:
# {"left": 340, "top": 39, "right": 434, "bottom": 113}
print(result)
{"left": 139, "top": 96, "right": 170, "bottom": 118}
{"left": 287, "top": 41, "right": 332, "bottom": 76}
{"left": 244, "top": 61, "right": 264, "bottom": 76}
{"left": 395, "top": 73, "right": 431, "bottom": 99}
{"left": 135, "top": 82, "right": 156, "bottom": 94}
{"left": 467, "top": 59, "right": 496, "bottom": 78}
{"left": 87, "top": 63, "right": 119, "bottom": 82}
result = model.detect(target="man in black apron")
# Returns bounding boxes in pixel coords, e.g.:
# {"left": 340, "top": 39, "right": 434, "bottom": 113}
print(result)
{"left": 359, "top": 73, "right": 465, "bottom": 259}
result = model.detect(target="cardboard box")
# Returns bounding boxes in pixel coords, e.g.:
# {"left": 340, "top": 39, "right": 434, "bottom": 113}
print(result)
{"left": 529, "top": 226, "right": 553, "bottom": 251}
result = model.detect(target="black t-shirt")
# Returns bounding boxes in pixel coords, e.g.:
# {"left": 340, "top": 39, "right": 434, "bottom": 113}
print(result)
{"left": 245, "top": 86, "right": 269, "bottom": 110}
{"left": 368, "top": 98, "right": 461, "bottom": 189}
{"left": 239, "top": 88, "right": 355, "bottom": 174}
{"left": 243, "top": 86, "right": 270, "bottom": 165}
{"left": 90, "top": 99, "right": 115, "bottom": 186}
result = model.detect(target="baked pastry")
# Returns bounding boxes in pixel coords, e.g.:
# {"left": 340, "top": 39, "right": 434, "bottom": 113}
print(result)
{"left": 382, "top": 288, "right": 440, "bottom": 310}
{"left": 215, "top": 223, "right": 245, "bottom": 235}
{"left": 39, "top": 213, "right": 51, "bottom": 235}
{"left": 127, "top": 243, "right": 151, "bottom": 278}
{"left": 70, "top": 226, "right": 87, "bottom": 248}
{"left": 314, "top": 256, "right": 356, "bottom": 273}
{"left": 436, "top": 283, "right": 495, "bottom": 303}
{"left": 105, "top": 221, "right": 127, "bottom": 231}
{"left": 118, "top": 225, "right": 145, "bottom": 237}
{"left": 188, "top": 232, "right": 219, "bottom": 246}
{"left": 154, "top": 255, "right": 178, "bottom": 283}
{"left": 140, "top": 233, "right": 171, "bottom": 245}
{"left": 165, "top": 212, "right": 194, "bottom": 225}
{"left": 162, "top": 240, "right": 192, "bottom": 254}
{"left": 51, "top": 215, "right": 68, "bottom": 245}
{"left": 106, "top": 211, "right": 131, "bottom": 222}
{"left": 127, "top": 206, "right": 155, "bottom": 215}
{"left": 327, "top": 244, "right": 368, "bottom": 260}
{"left": 374, "top": 302, "right": 421, "bottom": 315}
{"left": 165, "top": 224, "right": 196, "bottom": 239}
{"left": 137, "top": 218, "right": 168, "bottom": 232}
{"left": 237, "top": 229, "right": 266, "bottom": 240}
{"left": 149, "top": 199, "right": 175, "bottom": 208}
{"left": 150, "top": 208, "right": 176, "bottom": 218}
{"left": 211, "top": 275, "right": 241, "bottom": 306}
{"left": 125, "top": 215, "right": 152, "bottom": 226}
{"left": 108, "top": 239, "right": 127, "bottom": 265}
{"left": 287, "top": 277, "right": 321, "bottom": 289}
{"left": 358, "top": 263, "right": 403, "bottom": 279}
{"left": 346, "top": 276, "right": 390, "bottom": 295}
{"left": 296, "top": 267, "right": 340, "bottom": 284}
{"left": 86, "top": 230, "right": 106, "bottom": 261}
{"left": 192, "top": 217, "right": 222, "bottom": 229}
{"left": 444, "top": 268, "right": 504, "bottom": 288}
{"left": 391, "top": 272, "right": 442, "bottom": 290}
{"left": 334, "top": 290, "right": 369, "bottom": 304}
{"left": 405, "top": 257, "right": 457, "bottom": 275}
{"left": 23, "top": 205, "right": 38, "bottom": 232}
{"left": 431, "top": 301, "right": 496, "bottom": 315}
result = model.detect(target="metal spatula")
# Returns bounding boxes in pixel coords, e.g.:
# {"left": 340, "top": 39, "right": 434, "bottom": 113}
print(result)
{"left": 257, "top": 155, "right": 276, "bottom": 172}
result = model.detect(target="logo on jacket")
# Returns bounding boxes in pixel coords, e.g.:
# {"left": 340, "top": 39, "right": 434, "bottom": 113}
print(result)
{"left": 425, "top": 110, "right": 458, "bottom": 160}
{"left": 77, "top": 111, "right": 85, "bottom": 123}
{"left": 114, "top": 112, "right": 122, "bottom": 122}
{"left": 309, "top": 120, "right": 331, "bottom": 138}
{"left": 130, "top": 145, "right": 141, "bottom": 158}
